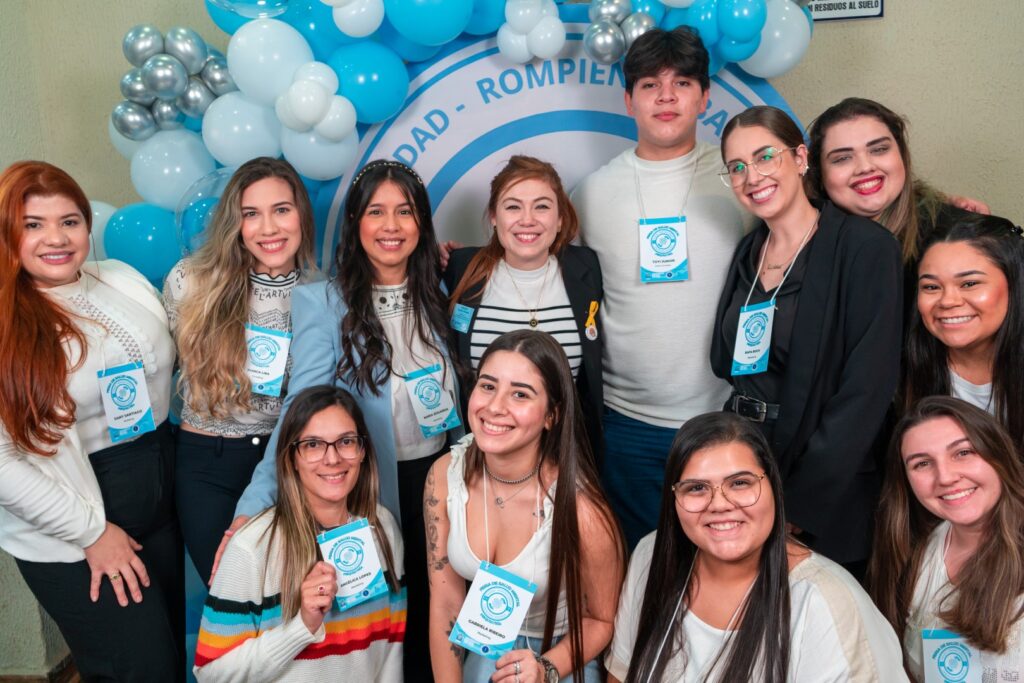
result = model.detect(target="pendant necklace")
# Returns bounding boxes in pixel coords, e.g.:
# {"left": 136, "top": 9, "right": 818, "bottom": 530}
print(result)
{"left": 483, "top": 458, "right": 540, "bottom": 509}
{"left": 504, "top": 259, "right": 550, "bottom": 328}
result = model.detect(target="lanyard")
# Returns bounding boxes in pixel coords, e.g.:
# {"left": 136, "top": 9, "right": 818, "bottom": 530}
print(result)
{"left": 633, "top": 154, "right": 699, "bottom": 225}
{"left": 742, "top": 212, "right": 819, "bottom": 310}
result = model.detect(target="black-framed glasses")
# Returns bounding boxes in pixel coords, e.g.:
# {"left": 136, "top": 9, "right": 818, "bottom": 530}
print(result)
{"left": 671, "top": 472, "right": 766, "bottom": 513}
{"left": 718, "top": 147, "right": 798, "bottom": 187}
{"left": 290, "top": 435, "right": 365, "bottom": 463}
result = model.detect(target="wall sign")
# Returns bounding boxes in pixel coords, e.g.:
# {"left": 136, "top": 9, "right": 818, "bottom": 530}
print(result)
{"left": 807, "top": 0, "right": 884, "bottom": 21}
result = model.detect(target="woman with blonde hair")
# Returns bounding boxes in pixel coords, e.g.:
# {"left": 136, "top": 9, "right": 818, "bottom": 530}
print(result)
{"left": 164, "top": 156, "right": 318, "bottom": 582}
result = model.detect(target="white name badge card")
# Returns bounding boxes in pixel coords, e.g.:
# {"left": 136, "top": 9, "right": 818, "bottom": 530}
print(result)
{"left": 922, "top": 629, "right": 982, "bottom": 683}
{"left": 97, "top": 361, "right": 156, "bottom": 443}
{"left": 450, "top": 561, "right": 537, "bottom": 660}
{"left": 450, "top": 303, "right": 474, "bottom": 334}
{"left": 638, "top": 216, "right": 689, "bottom": 283}
{"left": 404, "top": 364, "right": 462, "bottom": 437}
{"left": 317, "top": 518, "right": 389, "bottom": 612}
{"left": 244, "top": 324, "right": 292, "bottom": 397}
{"left": 731, "top": 300, "right": 775, "bottom": 376}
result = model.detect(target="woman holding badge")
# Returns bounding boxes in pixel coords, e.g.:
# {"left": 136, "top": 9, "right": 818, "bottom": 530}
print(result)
{"left": 425, "top": 330, "right": 624, "bottom": 683}
{"left": 710, "top": 106, "right": 903, "bottom": 573}
{"left": 195, "top": 385, "right": 405, "bottom": 681}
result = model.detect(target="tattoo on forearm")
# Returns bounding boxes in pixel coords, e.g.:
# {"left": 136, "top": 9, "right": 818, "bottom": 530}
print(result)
{"left": 424, "top": 467, "right": 451, "bottom": 571}
{"left": 446, "top": 618, "right": 462, "bottom": 661}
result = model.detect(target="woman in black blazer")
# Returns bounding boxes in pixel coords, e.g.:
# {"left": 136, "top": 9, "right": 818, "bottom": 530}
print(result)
{"left": 443, "top": 155, "right": 604, "bottom": 462}
{"left": 710, "top": 107, "right": 902, "bottom": 572}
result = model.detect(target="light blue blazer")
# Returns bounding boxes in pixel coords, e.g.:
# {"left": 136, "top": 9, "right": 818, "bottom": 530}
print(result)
{"left": 234, "top": 280, "right": 464, "bottom": 521}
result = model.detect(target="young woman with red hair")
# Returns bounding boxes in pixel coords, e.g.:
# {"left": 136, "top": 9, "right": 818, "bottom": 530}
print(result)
{"left": 0, "top": 161, "right": 182, "bottom": 680}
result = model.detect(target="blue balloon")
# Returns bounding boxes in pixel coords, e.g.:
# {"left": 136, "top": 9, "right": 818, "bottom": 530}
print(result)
{"left": 183, "top": 115, "right": 203, "bottom": 132}
{"left": 661, "top": 8, "right": 689, "bottom": 30}
{"left": 104, "top": 203, "right": 180, "bottom": 286}
{"left": 382, "top": 0, "right": 474, "bottom": 47}
{"left": 205, "top": 0, "right": 250, "bottom": 34}
{"left": 328, "top": 42, "right": 410, "bottom": 124}
{"left": 632, "top": 0, "right": 666, "bottom": 26}
{"left": 283, "top": 0, "right": 360, "bottom": 61}
{"left": 717, "top": 0, "right": 766, "bottom": 42}
{"left": 179, "top": 197, "right": 219, "bottom": 253}
{"left": 802, "top": 5, "right": 814, "bottom": 36}
{"left": 373, "top": 16, "right": 442, "bottom": 62}
{"left": 716, "top": 33, "right": 760, "bottom": 61}
{"left": 691, "top": 0, "right": 721, "bottom": 47}
{"left": 299, "top": 175, "right": 323, "bottom": 201}
{"left": 464, "top": 0, "right": 506, "bottom": 35}
{"left": 708, "top": 47, "right": 725, "bottom": 75}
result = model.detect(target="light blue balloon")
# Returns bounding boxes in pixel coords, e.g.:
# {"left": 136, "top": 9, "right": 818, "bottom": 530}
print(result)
{"left": 179, "top": 197, "right": 219, "bottom": 253}
{"left": 373, "top": 16, "right": 442, "bottom": 62}
{"left": 464, "top": 0, "right": 506, "bottom": 35}
{"left": 716, "top": 33, "right": 760, "bottom": 61}
{"left": 660, "top": 8, "right": 689, "bottom": 30}
{"left": 802, "top": 5, "right": 814, "bottom": 36}
{"left": 632, "top": 0, "right": 666, "bottom": 26}
{"left": 206, "top": 0, "right": 250, "bottom": 34}
{"left": 717, "top": 0, "right": 766, "bottom": 42}
{"left": 327, "top": 42, "right": 409, "bottom": 123}
{"left": 130, "top": 130, "right": 216, "bottom": 211}
{"left": 691, "top": 0, "right": 720, "bottom": 47}
{"left": 202, "top": 91, "right": 282, "bottom": 166}
{"left": 382, "top": 0, "right": 474, "bottom": 47}
{"left": 283, "top": 0, "right": 361, "bottom": 61}
{"left": 104, "top": 203, "right": 180, "bottom": 286}
{"left": 281, "top": 129, "right": 360, "bottom": 181}
{"left": 708, "top": 46, "right": 725, "bottom": 75}
{"left": 183, "top": 115, "right": 203, "bottom": 132}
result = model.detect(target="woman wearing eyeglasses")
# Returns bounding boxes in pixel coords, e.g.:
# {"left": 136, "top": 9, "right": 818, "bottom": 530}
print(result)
{"left": 607, "top": 411, "right": 904, "bottom": 682}
{"left": 710, "top": 106, "right": 903, "bottom": 574}
{"left": 195, "top": 385, "right": 404, "bottom": 681}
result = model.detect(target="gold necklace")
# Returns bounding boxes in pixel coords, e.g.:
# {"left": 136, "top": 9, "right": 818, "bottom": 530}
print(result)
{"left": 503, "top": 259, "right": 550, "bottom": 328}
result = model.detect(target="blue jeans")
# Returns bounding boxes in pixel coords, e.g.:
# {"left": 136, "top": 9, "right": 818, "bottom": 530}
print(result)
{"left": 462, "top": 634, "right": 601, "bottom": 683}
{"left": 601, "top": 407, "right": 679, "bottom": 550}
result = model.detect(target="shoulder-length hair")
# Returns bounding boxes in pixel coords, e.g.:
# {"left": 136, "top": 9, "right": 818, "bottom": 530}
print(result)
{"left": 462, "top": 330, "right": 624, "bottom": 681}
{"left": 721, "top": 105, "right": 806, "bottom": 157}
{"left": 448, "top": 155, "right": 578, "bottom": 314}
{"left": 174, "top": 157, "right": 316, "bottom": 418}
{"left": 626, "top": 412, "right": 790, "bottom": 683}
{"left": 902, "top": 212, "right": 1024, "bottom": 446}
{"left": 266, "top": 384, "right": 400, "bottom": 620}
{"left": 0, "top": 160, "right": 91, "bottom": 455}
{"left": 334, "top": 160, "right": 449, "bottom": 394}
{"left": 868, "top": 396, "right": 1024, "bottom": 654}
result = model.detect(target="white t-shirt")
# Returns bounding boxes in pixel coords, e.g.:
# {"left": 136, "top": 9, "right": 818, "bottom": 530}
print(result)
{"left": 607, "top": 532, "right": 908, "bottom": 682}
{"left": 950, "top": 370, "right": 994, "bottom": 414}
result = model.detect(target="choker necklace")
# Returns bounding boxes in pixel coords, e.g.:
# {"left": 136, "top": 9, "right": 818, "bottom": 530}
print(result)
{"left": 483, "top": 459, "right": 540, "bottom": 509}
{"left": 503, "top": 260, "right": 550, "bottom": 328}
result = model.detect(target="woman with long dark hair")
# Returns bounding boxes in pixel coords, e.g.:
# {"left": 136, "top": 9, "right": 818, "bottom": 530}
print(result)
{"left": 868, "top": 396, "right": 1024, "bottom": 681}
{"left": 610, "top": 412, "right": 903, "bottom": 682}
{"left": 425, "top": 330, "right": 624, "bottom": 683}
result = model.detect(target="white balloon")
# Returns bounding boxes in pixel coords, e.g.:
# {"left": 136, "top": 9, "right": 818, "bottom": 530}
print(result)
{"left": 332, "top": 0, "right": 385, "bottom": 38}
{"left": 505, "top": 0, "right": 544, "bottom": 34}
{"left": 314, "top": 96, "right": 358, "bottom": 142}
{"left": 202, "top": 91, "right": 283, "bottom": 166}
{"left": 497, "top": 24, "right": 532, "bottom": 64}
{"left": 293, "top": 61, "right": 340, "bottom": 94}
{"left": 227, "top": 19, "right": 314, "bottom": 107}
{"left": 280, "top": 128, "right": 359, "bottom": 181}
{"left": 540, "top": 0, "right": 559, "bottom": 18}
{"left": 89, "top": 200, "right": 117, "bottom": 260}
{"left": 321, "top": 0, "right": 356, "bottom": 5}
{"left": 275, "top": 94, "right": 308, "bottom": 131}
{"left": 131, "top": 130, "right": 216, "bottom": 211}
{"left": 108, "top": 118, "right": 143, "bottom": 160}
{"left": 660, "top": 0, "right": 696, "bottom": 6}
{"left": 286, "top": 80, "right": 331, "bottom": 128}
{"left": 526, "top": 16, "right": 566, "bottom": 59}
{"left": 739, "top": 0, "right": 811, "bottom": 78}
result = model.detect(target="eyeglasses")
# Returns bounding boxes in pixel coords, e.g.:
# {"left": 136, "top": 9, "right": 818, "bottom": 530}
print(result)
{"left": 671, "top": 472, "right": 766, "bottom": 513}
{"left": 291, "top": 435, "right": 365, "bottom": 463}
{"left": 718, "top": 147, "right": 798, "bottom": 187}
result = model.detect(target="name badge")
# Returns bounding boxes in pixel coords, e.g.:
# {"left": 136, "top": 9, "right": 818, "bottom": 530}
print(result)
{"left": 451, "top": 303, "right": 474, "bottom": 333}
{"left": 317, "top": 518, "right": 389, "bottom": 612}
{"left": 922, "top": 629, "right": 982, "bottom": 683}
{"left": 638, "top": 216, "right": 689, "bottom": 283}
{"left": 449, "top": 561, "right": 537, "bottom": 660}
{"left": 731, "top": 300, "right": 774, "bottom": 376}
{"left": 244, "top": 324, "right": 292, "bottom": 397}
{"left": 404, "top": 364, "right": 462, "bottom": 438}
{"left": 97, "top": 361, "right": 157, "bottom": 443}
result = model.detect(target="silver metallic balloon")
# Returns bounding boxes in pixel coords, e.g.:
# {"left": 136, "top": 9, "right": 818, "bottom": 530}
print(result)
{"left": 122, "top": 24, "right": 165, "bottom": 68}
{"left": 621, "top": 12, "right": 656, "bottom": 49}
{"left": 178, "top": 77, "right": 216, "bottom": 119}
{"left": 206, "top": 48, "right": 225, "bottom": 64}
{"left": 120, "top": 68, "right": 157, "bottom": 106}
{"left": 583, "top": 19, "right": 626, "bottom": 65}
{"left": 151, "top": 99, "right": 185, "bottom": 130}
{"left": 588, "top": 0, "right": 631, "bottom": 25}
{"left": 141, "top": 54, "right": 190, "bottom": 100}
{"left": 111, "top": 101, "right": 158, "bottom": 141}
{"left": 163, "top": 26, "right": 209, "bottom": 75}
{"left": 200, "top": 55, "right": 238, "bottom": 97}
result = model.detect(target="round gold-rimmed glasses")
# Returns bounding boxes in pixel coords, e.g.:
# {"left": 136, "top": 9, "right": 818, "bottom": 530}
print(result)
{"left": 718, "top": 147, "right": 798, "bottom": 188}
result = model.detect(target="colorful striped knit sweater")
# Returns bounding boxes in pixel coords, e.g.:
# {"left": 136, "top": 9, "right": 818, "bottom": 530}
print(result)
{"left": 194, "top": 507, "right": 406, "bottom": 682}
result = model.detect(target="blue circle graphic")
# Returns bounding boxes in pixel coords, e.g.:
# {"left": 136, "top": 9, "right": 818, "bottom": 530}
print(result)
{"left": 743, "top": 312, "right": 769, "bottom": 345}
{"left": 648, "top": 226, "right": 678, "bottom": 257}
{"left": 109, "top": 376, "right": 138, "bottom": 410}
{"left": 248, "top": 336, "right": 281, "bottom": 368}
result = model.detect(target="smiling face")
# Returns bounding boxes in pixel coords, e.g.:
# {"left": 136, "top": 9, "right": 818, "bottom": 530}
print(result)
{"left": 626, "top": 68, "right": 709, "bottom": 161}
{"left": 722, "top": 125, "right": 809, "bottom": 224}
{"left": 293, "top": 404, "right": 364, "bottom": 522}
{"left": 674, "top": 441, "right": 774, "bottom": 565}
{"left": 358, "top": 180, "right": 420, "bottom": 285}
{"left": 239, "top": 176, "right": 303, "bottom": 277}
{"left": 901, "top": 416, "right": 1001, "bottom": 532}
{"left": 917, "top": 241, "right": 1009, "bottom": 359}
{"left": 819, "top": 115, "right": 907, "bottom": 221}
{"left": 492, "top": 177, "right": 562, "bottom": 271}
{"left": 468, "top": 350, "right": 552, "bottom": 462}
{"left": 18, "top": 194, "right": 90, "bottom": 289}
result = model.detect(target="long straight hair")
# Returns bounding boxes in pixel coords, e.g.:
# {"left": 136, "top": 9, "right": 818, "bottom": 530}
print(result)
{"left": 868, "top": 396, "right": 1024, "bottom": 654}
{"left": 334, "top": 160, "right": 449, "bottom": 394}
{"left": 463, "top": 330, "right": 624, "bottom": 681}
{"left": 902, "top": 212, "right": 1024, "bottom": 446}
{"left": 626, "top": 412, "right": 790, "bottom": 683}
{"left": 0, "top": 161, "right": 91, "bottom": 455}
{"left": 265, "top": 385, "right": 399, "bottom": 620}
{"left": 174, "top": 157, "right": 316, "bottom": 418}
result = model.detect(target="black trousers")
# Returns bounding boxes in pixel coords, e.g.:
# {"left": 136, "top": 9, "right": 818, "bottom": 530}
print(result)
{"left": 16, "top": 422, "right": 184, "bottom": 683}
{"left": 397, "top": 448, "right": 445, "bottom": 683}
{"left": 174, "top": 429, "right": 270, "bottom": 583}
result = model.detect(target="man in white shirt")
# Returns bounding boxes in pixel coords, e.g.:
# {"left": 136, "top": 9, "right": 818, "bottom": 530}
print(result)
{"left": 572, "top": 27, "right": 748, "bottom": 548}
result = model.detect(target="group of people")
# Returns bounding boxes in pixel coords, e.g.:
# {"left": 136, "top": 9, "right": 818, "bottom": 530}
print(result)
{"left": 1, "top": 24, "right": 1021, "bottom": 683}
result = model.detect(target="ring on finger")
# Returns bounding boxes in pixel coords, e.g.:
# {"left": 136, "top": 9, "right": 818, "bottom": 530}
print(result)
{"left": 109, "top": 573, "right": 121, "bottom": 581}
{"left": 514, "top": 661, "right": 521, "bottom": 675}
{"left": 317, "top": 584, "right": 325, "bottom": 596}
